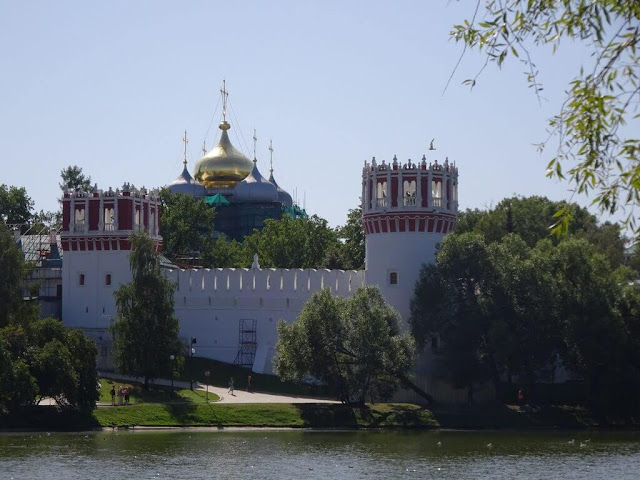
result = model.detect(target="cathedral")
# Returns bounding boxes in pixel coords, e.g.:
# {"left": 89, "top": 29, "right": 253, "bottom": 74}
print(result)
{"left": 167, "top": 86, "right": 302, "bottom": 241}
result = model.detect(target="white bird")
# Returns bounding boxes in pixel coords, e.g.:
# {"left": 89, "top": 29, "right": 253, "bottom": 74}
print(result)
{"left": 437, "top": 441, "right": 442, "bottom": 447}
{"left": 486, "top": 443, "right": 493, "bottom": 449}
{"left": 568, "top": 439, "right": 575, "bottom": 445}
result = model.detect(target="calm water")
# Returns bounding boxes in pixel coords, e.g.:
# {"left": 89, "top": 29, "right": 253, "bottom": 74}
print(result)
{"left": 1, "top": 429, "right": 640, "bottom": 479}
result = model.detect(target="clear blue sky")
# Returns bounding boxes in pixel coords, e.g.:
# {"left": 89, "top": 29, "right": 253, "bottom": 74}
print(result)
{"left": 0, "top": 1, "right": 601, "bottom": 228}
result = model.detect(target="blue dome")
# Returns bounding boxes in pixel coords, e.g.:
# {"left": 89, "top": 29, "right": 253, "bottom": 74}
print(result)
{"left": 233, "top": 162, "right": 278, "bottom": 203}
{"left": 168, "top": 165, "right": 207, "bottom": 196}
{"left": 268, "top": 171, "right": 293, "bottom": 207}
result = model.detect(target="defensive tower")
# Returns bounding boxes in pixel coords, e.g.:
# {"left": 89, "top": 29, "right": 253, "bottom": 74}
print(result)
{"left": 60, "top": 183, "right": 162, "bottom": 333}
{"left": 362, "top": 151, "right": 459, "bottom": 321}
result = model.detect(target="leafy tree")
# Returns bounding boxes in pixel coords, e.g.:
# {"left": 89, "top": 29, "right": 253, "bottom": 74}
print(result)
{"left": 274, "top": 287, "right": 415, "bottom": 404}
{"left": 111, "top": 232, "right": 180, "bottom": 388}
{"left": 0, "top": 338, "right": 37, "bottom": 413}
{"left": 410, "top": 233, "right": 497, "bottom": 400}
{"left": 336, "top": 207, "right": 365, "bottom": 270}
{"left": 159, "top": 188, "right": 215, "bottom": 260}
{"left": 0, "top": 221, "right": 38, "bottom": 327}
{"left": 456, "top": 196, "right": 626, "bottom": 267}
{"left": 243, "top": 215, "right": 340, "bottom": 269}
{"left": 411, "top": 228, "right": 640, "bottom": 406}
{"left": 451, "top": 1, "right": 640, "bottom": 232}
{"left": 59, "top": 165, "right": 92, "bottom": 192}
{"left": 202, "top": 234, "right": 249, "bottom": 268}
{"left": 64, "top": 329, "right": 99, "bottom": 412}
{"left": 0, "top": 184, "right": 33, "bottom": 225}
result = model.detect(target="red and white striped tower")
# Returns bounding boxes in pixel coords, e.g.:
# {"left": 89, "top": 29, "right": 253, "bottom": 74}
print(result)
{"left": 60, "top": 183, "right": 162, "bottom": 331}
{"left": 362, "top": 152, "right": 459, "bottom": 322}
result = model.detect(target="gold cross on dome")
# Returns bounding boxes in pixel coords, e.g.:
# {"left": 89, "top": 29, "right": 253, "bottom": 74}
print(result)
{"left": 220, "top": 79, "right": 228, "bottom": 122}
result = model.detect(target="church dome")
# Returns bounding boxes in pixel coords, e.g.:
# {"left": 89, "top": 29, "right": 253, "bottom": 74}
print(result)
{"left": 234, "top": 161, "right": 278, "bottom": 203}
{"left": 194, "top": 122, "right": 254, "bottom": 188}
{"left": 269, "top": 171, "right": 293, "bottom": 207}
{"left": 168, "top": 165, "right": 207, "bottom": 196}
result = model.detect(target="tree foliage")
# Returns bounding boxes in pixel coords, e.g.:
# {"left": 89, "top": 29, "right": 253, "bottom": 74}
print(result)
{"left": 111, "top": 232, "right": 180, "bottom": 388}
{"left": 333, "top": 206, "right": 366, "bottom": 270}
{"left": 159, "top": 188, "right": 215, "bottom": 261}
{"left": 457, "top": 195, "right": 626, "bottom": 267}
{"left": 59, "top": 165, "right": 92, "bottom": 192}
{"left": 452, "top": 1, "right": 640, "bottom": 231}
{"left": 410, "top": 230, "right": 640, "bottom": 407}
{"left": 0, "top": 184, "right": 33, "bottom": 225}
{"left": 274, "top": 287, "right": 415, "bottom": 404}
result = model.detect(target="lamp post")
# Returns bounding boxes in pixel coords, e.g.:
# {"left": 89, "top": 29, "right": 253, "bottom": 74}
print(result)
{"left": 169, "top": 354, "right": 175, "bottom": 393}
{"left": 189, "top": 337, "right": 197, "bottom": 390}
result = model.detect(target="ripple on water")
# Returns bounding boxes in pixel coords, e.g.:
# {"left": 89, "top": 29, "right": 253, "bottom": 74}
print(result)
{"left": 1, "top": 430, "right": 640, "bottom": 480}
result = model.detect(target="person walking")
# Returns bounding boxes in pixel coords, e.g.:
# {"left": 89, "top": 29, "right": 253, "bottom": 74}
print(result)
{"left": 117, "top": 386, "right": 123, "bottom": 405}
{"left": 124, "top": 387, "right": 130, "bottom": 405}
{"left": 228, "top": 377, "right": 235, "bottom": 396}
{"left": 247, "top": 375, "right": 252, "bottom": 393}
{"left": 110, "top": 385, "right": 116, "bottom": 405}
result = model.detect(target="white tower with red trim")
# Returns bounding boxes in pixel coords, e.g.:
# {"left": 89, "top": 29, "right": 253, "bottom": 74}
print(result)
{"left": 362, "top": 153, "right": 458, "bottom": 322}
{"left": 60, "top": 183, "right": 162, "bottom": 337}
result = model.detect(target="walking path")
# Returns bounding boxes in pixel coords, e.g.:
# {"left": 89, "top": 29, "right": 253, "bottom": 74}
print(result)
{"left": 99, "top": 372, "right": 339, "bottom": 405}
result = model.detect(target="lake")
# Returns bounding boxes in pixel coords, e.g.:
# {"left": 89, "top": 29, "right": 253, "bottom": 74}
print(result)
{"left": 1, "top": 429, "right": 639, "bottom": 479}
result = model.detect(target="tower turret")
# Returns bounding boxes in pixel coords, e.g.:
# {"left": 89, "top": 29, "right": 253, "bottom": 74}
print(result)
{"left": 362, "top": 151, "right": 459, "bottom": 322}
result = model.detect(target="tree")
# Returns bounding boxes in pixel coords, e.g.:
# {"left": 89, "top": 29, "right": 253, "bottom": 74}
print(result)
{"left": 336, "top": 207, "right": 365, "bottom": 270}
{"left": 111, "top": 232, "right": 180, "bottom": 388}
{"left": 59, "top": 166, "right": 92, "bottom": 192}
{"left": 159, "top": 188, "right": 215, "bottom": 261}
{"left": 410, "top": 228, "right": 640, "bottom": 406}
{"left": 410, "top": 233, "right": 497, "bottom": 400}
{"left": 452, "top": 1, "right": 640, "bottom": 232}
{"left": 0, "top": 184, "right": 33, "bottom": 225}
{"left": 456, "top": 195, "right": 626, "bottom": 267}
{"left": 274, "top": 287, "right": 415, "bottom": 404}
{"left": 0, "top": 221, "right": 39, "bottom": 327}
{"left": 202, "top": 234, "right": 249, "bottom": 268}
{"left": 243, "top": 215, "right": 340, "bottom": 269}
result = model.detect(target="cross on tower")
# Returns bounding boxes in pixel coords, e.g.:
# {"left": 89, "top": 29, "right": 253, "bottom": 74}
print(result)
{"left": 269, "top": 139, "right": 274, "bottom": 174}
{"left": 220, "top": 79, "right": 229, "bottom": 123}
{"left": 253, "top": 129, "right": 258, "bottom": 161}
{"left": 182, "top": 130, "right": 189, "bottom": 167}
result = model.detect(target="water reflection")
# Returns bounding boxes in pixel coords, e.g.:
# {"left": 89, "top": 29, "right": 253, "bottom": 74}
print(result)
{"left": 1, "top": 430, "right": 639, "bottom": 479}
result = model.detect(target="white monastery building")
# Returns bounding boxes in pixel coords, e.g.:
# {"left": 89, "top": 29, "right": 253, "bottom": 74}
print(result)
{"left": 59, "top": 89, "right": 465, "bottom": 401}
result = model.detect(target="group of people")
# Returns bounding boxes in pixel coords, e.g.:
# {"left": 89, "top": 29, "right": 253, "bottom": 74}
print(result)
{"left": 109, "top": 385, "right": 131, "bottom": 406}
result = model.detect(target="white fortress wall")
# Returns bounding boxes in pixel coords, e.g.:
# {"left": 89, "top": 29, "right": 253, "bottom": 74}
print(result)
{"left": 167, "top": 267, "right": 365, "bottom": 373}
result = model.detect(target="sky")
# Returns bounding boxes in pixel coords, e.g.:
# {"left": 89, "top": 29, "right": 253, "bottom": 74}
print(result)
{"left": 0, "top": 1, "right": 605, "bottom": 228}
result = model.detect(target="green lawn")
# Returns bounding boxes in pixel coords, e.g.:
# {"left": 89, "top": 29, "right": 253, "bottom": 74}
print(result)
{"left": 94, "top": 402, "right": 439, "bottom": 428}
{"left": 98, "top": 378, "right": 220, "bottom": 404}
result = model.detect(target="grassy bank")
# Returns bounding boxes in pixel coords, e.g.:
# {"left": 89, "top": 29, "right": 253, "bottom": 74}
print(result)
{"left": 98, "top": 378, "right": 220, "bottom": 404}
{"left": 94, "top": 402, "right": 438, "bottom": 429}
{"left": 3, "top": 403, "right": 639, "bottom": 431}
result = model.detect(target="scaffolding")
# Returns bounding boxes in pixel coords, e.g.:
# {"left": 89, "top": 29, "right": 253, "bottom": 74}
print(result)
{"left": 234, "top": 319, "right": 257, "bottom": 368}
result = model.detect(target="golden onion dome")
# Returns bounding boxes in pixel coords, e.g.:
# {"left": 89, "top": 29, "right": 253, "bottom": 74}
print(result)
{"left": 194, "top": 121, "right": 254, "bottom": 188}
